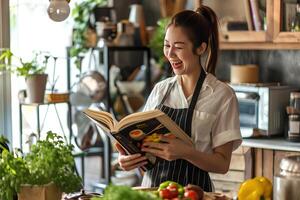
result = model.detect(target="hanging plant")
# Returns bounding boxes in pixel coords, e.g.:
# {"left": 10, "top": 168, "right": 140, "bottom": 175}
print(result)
{"left": 70, "top": 0, "right": 107, "bottom": 70}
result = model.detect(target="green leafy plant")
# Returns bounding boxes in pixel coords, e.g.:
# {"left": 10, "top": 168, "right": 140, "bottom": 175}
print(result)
{"left": 71, "top": 0, "right": 107, "bottom": 69}
{"left": 148, "top": 18, "right": 170, "bottom": 66}
{"left": 0, "top": 131, "right": 82, "bottom": 200}
{"left": 0, "top": 134, "right": 9, "bottom": 153}
{"left": 0, "top": 49, "right": 46, "bottom": 78}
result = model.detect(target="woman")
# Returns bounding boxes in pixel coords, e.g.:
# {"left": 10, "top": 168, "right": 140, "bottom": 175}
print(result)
{"left": 115, "top": 5, "right": 242, "bottom": 191}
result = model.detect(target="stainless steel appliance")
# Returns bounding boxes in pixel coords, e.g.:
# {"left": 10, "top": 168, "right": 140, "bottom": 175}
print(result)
{"left": 230, "top": 83, "right": 295, "bottom": 138}
{"left": 273, "top": 155, "right": 300, "bottom": 200}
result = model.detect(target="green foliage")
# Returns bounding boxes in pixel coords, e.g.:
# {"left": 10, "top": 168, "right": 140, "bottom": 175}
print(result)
{"left": 0, "top": 131, "right": 82, "bottom": 200}
{"left": 0, "top": 134, "right": 9, "bottom": 152}
{"left": 92, "top": 185, "right": 161, "bottom": 200}
{"left": 148, "top": 18, "right": 170, "bottom": 66}
{"left": 71, "top": 0, "right": 107, "bottom": 69}
{"left": 0, "top": 49, "right": 46, "bottom": 78}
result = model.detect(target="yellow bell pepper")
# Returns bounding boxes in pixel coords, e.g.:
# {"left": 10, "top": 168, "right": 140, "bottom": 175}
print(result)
{"left": 238, "top": 176, "right": 272, "bottom": 200}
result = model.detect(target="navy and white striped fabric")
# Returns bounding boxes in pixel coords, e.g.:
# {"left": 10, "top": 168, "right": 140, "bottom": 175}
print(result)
{"left": 141, "top": 71, "right": 212, "bottom": 192}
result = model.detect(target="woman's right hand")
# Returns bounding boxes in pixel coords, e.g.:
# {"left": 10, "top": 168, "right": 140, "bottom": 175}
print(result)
{"left": 115, "top": 143, "right": 148, "bottom": 171}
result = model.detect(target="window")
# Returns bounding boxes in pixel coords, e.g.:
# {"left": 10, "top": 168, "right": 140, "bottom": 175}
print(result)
{"left": 9, "top": 0, "right": 73, "bottom": 149}
{"left": 0, "top": 0, "right": 12, "bottom": 142}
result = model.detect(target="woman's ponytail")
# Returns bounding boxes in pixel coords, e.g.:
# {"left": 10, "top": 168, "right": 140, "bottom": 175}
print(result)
{"left": 196, "top": 6, "right": 219, "bottom": 75}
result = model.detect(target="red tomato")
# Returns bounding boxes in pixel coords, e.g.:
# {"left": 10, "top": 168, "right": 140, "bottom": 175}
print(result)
{"left": 184, "top": 190, "right": 199, "bottom": 200}
{"left": 167, "top": 183, "right": 179, "bottom": 198}
{"left": 159, "top": 188, "right": 173, "bottom": 199}
{"left": 167, "top": 183, "right": 178, "bottom": 191}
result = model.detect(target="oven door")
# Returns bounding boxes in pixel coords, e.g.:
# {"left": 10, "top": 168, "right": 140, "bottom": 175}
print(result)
{"left": 236, "top": 92, "right": 259, "bottom": 137}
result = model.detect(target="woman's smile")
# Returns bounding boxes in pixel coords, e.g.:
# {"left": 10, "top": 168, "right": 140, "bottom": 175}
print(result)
{"left": 170, "top": 60, "right": 183, "bottom": 69}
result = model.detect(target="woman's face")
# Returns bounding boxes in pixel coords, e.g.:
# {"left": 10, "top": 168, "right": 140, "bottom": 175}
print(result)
{"left": 163, "top": 24, "right": 201, "bottom": 76}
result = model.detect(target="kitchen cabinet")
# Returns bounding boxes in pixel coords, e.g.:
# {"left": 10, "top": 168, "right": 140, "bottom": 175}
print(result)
{"left": 211, "top": 138, "right": 300, "bottom": 196}
{"left": 253, "top": 148, "right": 300, "bottom": 182}
{"left": 194, "top": 0, "right": 300, "bottom": 49}
{"left": 210, "top": 146, "right": 253, "bottom": 195}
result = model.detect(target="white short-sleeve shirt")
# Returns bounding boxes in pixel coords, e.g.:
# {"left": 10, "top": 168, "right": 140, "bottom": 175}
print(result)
{"left": 143, "top": 73, "right": 242, "bottom": 153}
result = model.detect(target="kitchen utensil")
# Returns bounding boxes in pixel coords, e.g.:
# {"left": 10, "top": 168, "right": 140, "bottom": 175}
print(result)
{"left": 273, "top": 155, "right": 300, "bottom": 199}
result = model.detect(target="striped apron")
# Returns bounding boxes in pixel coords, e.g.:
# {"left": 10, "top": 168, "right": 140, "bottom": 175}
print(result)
{"left": 141, "top": 71, "right": 212, "bottom": 192}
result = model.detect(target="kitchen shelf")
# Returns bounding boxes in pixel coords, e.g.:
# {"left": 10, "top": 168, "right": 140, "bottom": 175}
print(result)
{"left": 196, "top": 0, "right": 300, "bottom": 50}
{"left": 242, "top": 137, "right": 300, "bottom": 152}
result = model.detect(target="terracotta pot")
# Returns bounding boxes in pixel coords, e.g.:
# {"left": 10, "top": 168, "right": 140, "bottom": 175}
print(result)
{"left": 25, "top": 74, "right": 48, "bottom": 103}
{"left": 18, "top": 183, "right": 62, "bottom": 200}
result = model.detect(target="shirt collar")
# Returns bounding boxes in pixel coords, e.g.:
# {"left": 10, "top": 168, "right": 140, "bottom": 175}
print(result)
{"left": 175, "top": 73, "right": 216, "bottom": 95}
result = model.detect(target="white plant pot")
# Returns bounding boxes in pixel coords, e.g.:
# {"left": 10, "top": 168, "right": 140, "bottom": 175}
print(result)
{"left": 25, "top": 74, "right": 48, "bottom": 103}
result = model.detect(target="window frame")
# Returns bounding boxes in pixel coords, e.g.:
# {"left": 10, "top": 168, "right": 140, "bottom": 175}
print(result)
{"left": 0, "top": 0, "right": 12, "bottom": 143}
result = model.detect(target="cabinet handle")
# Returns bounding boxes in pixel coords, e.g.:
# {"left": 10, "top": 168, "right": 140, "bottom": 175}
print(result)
{"left": 223, "top": 34, "right": 229, "bottom": 40}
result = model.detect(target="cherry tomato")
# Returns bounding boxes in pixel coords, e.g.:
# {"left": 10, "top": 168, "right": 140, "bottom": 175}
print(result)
{"left": 159, "top": 188, "right": 173, "bottom": 199}
{"left": 167, "top": 183, "right": 178, "bottom": 191}
{"left": 184, "top": 189, "right": 199, "bottom": 200}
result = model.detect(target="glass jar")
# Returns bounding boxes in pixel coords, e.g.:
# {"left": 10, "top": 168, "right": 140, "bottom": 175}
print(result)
{"left": 291, "top": 2, "right": 300, "bottom": 32}
{"left": 288, "top": 114, "right": 300, "bottom": 142}
{"left": 290, "top": 92, "right": 300, "bottom": 110}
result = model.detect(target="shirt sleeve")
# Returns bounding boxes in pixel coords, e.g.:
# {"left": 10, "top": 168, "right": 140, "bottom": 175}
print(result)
{"left": 142, "top": 83, "right": 160, "bottom": 112}
{"left": 211, "top": 94, "right": 242, "bottom": 151}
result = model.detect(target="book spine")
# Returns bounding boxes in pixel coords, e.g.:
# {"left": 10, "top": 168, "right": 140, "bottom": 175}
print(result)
{"left": 249, "top": 0, "right": 262, "bottom": 31}
{"left": 243, "top": 0, "right": 254, "bottom": 31}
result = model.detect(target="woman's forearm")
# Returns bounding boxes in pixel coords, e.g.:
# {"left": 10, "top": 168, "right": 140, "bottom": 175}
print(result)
{"left": 182, "top": 142, "right": 233, "bottom": 174}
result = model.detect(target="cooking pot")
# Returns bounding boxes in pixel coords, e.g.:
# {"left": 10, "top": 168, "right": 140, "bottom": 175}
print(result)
{"left": 273, "top": 155, "right": 300, "bottom": 199}
{"left": 64, "top": 189, "right": 101, "bottom": 200}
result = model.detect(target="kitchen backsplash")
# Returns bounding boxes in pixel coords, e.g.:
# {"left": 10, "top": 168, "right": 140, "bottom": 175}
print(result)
{"left": 217, "top": 50, "right": 300, "bottom": 87}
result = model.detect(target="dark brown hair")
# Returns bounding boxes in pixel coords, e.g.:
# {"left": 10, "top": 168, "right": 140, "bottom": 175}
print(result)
{"left": 167, "top": 6, "right": 219, "bottom": 75}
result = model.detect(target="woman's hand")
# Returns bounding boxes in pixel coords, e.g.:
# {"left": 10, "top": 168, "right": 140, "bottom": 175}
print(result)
{"left": 141, "top": 136, "right": 192, "bottom": 161}
{"left": 115, "top": 143, "right": 148, "bottom": 171}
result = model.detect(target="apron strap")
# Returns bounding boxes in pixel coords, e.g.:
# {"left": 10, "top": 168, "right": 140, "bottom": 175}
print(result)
{"left": 158, "top": 81, "right": 176, "bottom": 107}
{"left": 186, "top": 70, "right": 206, "bottom": 135}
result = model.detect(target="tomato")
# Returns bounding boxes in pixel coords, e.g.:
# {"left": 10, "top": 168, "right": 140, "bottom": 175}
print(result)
{"left": 159, "top": 188, "right": 173, "bottom": 199}
{"left": 167, "top": 185, "right": 179, "bottom": 198}
{"left": 159, "top": 188, "right": 179, "bottom": 199}
{"left": 184, "top": 190, "right": 199, "bottom": 200}
{"left": 167, "top": 183, "right": 178, "bottom": 191}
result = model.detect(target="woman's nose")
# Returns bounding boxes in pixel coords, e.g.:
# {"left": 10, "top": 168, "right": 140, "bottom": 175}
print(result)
{"left": 167, "top": 46, "right": 175, "bottom": 58}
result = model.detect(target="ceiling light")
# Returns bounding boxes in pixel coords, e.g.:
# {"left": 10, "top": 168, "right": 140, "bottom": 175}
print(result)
{"left": 47, "top": 0, "right": 70, "bottom": 22}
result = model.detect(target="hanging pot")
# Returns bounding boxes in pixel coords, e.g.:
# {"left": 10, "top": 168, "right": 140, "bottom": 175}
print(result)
{"left": 25, "top": 74, "right": 48, "bottom": 103}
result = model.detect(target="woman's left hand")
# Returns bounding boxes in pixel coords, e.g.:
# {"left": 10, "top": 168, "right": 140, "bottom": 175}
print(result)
{"left": 141, "top": 136, "right": 191, "bottom": 161}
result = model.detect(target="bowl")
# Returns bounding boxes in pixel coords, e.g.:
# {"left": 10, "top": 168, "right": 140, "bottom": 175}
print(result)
{"left": 46, "top": 93, "right": 69, "bottom": 103}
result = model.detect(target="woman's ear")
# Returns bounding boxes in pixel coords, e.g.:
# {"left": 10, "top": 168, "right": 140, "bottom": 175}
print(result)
{"left": 196, "top": 42, "right": 207, "bottom": 55}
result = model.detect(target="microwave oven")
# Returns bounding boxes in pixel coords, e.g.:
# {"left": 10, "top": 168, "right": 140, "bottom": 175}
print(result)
{"left": 230, "top": 84, "right": 295, "bottom": 138}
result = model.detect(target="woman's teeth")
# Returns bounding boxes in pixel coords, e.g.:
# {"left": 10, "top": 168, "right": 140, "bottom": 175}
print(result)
{"left": 172, "top": 61, "right": 183, "bottom": 68}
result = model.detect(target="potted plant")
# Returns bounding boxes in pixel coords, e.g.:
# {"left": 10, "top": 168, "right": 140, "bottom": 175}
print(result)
{"left": 71, "top": 0, "right": 107, "bottom": 69}
{"left": 0, "top": 131, "right": 82, "bottom": 200}
{"left": 0, "top": 49, "right": 48, "bottom": 103}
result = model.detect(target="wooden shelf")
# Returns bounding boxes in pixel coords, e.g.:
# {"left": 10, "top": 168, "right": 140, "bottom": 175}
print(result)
{"left": 198, "top": 0, "right": 300, "bottom": 50}
{"left": 220, "top": 41, "right": 300, "bottom": 50}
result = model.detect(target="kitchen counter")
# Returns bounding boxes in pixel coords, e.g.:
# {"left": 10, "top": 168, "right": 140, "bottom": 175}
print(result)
{"left": 242, "top": 137, "right": 300, "bottom": 152}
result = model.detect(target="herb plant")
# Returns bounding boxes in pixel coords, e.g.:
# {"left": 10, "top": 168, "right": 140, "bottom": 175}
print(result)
{"left": 93, "top": 185, "right": 161, "bottom": 200}
{"left": 0, "top": 49, "right": 46, "bottom": 78}
{"left": 71, "top": 0, "right": 107, "bottom": 69}
{"left": 0, "top": 131, "right": 82, "bottom": 200}
{"left": 0, "top": 134, "right": 9, "bottom": 152}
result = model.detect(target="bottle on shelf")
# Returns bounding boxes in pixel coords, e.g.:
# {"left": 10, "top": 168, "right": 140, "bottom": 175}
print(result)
{"left": 291, "top": 0, "right": 300, "bottom": 32}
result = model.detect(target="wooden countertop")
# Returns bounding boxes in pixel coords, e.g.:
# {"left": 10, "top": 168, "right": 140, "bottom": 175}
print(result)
{"left": 242, "top": 137, "right": 300, "bottom": 152}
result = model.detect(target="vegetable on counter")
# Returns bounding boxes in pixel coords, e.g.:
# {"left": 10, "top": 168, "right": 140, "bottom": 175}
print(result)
{"left": 238, "top": 176, "right": 272, "bottom": 200}
{"left": 92, "top": 185, "right": 161, "bottom": 200}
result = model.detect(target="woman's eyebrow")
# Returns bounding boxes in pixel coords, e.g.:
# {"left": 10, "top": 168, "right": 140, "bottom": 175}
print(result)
{"left": 164, "top": 40, "right": 185, "bottom": 45}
